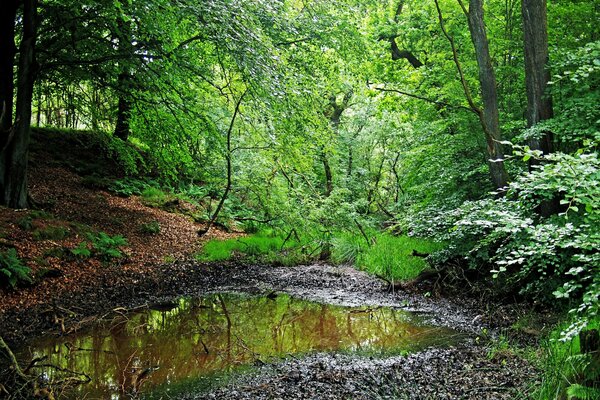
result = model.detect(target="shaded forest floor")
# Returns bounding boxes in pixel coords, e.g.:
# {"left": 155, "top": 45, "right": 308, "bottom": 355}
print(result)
{"left": 0, "top": 129, "right": 240, "bottom": 328}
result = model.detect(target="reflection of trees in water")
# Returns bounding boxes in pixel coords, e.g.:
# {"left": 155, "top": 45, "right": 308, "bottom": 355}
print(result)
{"left": 25, "top": 294, "right": 460, "bottom": 399}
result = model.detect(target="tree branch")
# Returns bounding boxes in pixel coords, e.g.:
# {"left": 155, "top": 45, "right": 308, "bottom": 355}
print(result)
{"left": 374, "top": 86, "right": 477, "bottom": 114}
{"left": 433, "top": 0, "right": 482, "bottom": 116}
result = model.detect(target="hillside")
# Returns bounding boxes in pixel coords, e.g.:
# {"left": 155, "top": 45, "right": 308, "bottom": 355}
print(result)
{"left": 0, "top": 129, "right": 238, "bottom": 315}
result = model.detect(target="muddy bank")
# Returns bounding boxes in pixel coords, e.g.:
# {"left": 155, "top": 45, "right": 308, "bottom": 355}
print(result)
{"left": 0, "top": 263, "right": 484, "bottom": 345}
{"left": 192, "top": 347, "right": 536, "bottom": 400}
{"left": 1, "top": 262, "right": 539, "bottom": 399}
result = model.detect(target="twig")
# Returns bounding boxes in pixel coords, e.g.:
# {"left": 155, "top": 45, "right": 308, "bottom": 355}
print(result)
{"left": 0, "top": 336, "right": 29, "bottom": 380}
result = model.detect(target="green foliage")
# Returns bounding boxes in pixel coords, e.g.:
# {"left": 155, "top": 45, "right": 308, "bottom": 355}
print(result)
{"left": 196, "top": 231, "right": 298, "bottom": 263}
{"left": 139, "top": 221, "right": 161, "bottom": 235}
{"left": 32, "top": 225, "right": 70, "bottom": 241}
{"left": 0, "top": 249, "right": 32, "bottom": 288}
{"left": 141, "top": 187, "right": 169, "bottom": 208}
{"left": 81, "top": 174, "right": 113, "bottom": 190}
{"left": 16, "top": 216, "right": 33, "bottom": 231}
{"left": 415, "top": 143, "right": 599, "bottom": 338}
{"left": 534, "top": 319, "right": 600, "bottom": 399}
{"left": 70, "top": 242, "right": 92, "bottom": 259}
{"left": 331, "top": 231, "right": 369, "bottom": 265}
{"left": 355, "top": 234, "right": 443, "bottom": 282}
{"left": 109, "top": 177, "right": 159, "bottom": 197}
{"left": 73, "top": 232, "right": 128, "bottom": 261}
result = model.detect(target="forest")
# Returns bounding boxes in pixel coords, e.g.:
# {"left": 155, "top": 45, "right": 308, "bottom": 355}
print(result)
{"left": 0, "top": 0, "right": 599, "bottom": 399}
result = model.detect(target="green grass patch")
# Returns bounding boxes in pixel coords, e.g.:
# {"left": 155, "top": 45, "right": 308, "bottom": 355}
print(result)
{"left": 32, "top": 225, "right": 70, "bottom": 241}
{"left": 332, "top": 232, "right": 444, "bottom": 282}
{"left": 196, "top": 231, "right": 298, "bottom": 263}
{"left": 533, "top": 318, "right": 600, "bottom": 399}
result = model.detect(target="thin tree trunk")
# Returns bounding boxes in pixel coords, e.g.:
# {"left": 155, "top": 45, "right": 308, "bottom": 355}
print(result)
{"left": 463, "top": 0, "right": 509, "bottom": 189}
{"left": 113, "top": 12, "right": 133, "bottom": 141}
{"left": 199, "top": 91, "right": 246, "bottom": 236}
{"left": 114, "top": 72, "right": 132, "bottom": 140}
{"left": 522, "top": 0, "right": 553, "bottom": 153}
{"left": 435, "top": 0, "right": 509, "bottom": 190}
{"left": 0, "top": 1, "right": 19, "bottom": 135}
{"left": 0, "top": 0, "right": 38, "bottom": 208}
{"left": 522, "top": 0, "right": 559, "bottom": 216}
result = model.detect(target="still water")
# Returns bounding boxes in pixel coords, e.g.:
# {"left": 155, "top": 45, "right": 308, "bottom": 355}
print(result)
{"left": 20, "top": 293, "right": 465, "bottom": 399}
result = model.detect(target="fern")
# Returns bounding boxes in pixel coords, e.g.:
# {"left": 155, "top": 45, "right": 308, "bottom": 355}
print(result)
{"left": 567, "top": 384, "right": 600, "bottom": 400}
{"left": 0, "top": 249, "right": 32, "bottom": 288}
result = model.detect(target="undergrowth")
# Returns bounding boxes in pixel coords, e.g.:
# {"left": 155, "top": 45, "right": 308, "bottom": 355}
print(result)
{"left": 196, "top": 231, "right": 300, "bottom": 264}
{"left": 534, "top": 318, "right": 600, "bottom": 399}
{"left": 332, "top": 232, "right": 444, "bottom": 282}
{"left": 0, "top": 249, "right": 32, "bottom": 288}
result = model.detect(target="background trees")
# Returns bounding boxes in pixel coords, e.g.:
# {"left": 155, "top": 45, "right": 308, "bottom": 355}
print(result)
{"left": 1, "top": 0, "right": 598, "bottom": 339}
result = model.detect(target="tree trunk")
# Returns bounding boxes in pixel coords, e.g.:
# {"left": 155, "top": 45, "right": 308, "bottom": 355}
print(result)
{"left": 466, "top": 0, "right": 509, "bottom": 189}
{"left": 113, "top": 12, "right": 133, "bottom": 141}
{"left": 0, "top": 1, "right": 19, "bottom": 135}
{"left": 114, "top": 72, "right": 131, "bottom": 140}
{"left": 522, "top": 0, "right": 559, "bottom": 216}
{"left": 0, "top": 0, "right": 38, "bottom": 208}
{"left": 522, "top": 0, "right": 553, "bottom": 153}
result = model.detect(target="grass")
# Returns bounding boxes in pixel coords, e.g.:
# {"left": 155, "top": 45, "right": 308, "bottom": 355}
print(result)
{"left": 532, "top": 318, "right": 600, "bottom": 399}
{"left": 332, "top": 232, "right": 444, "bottom": 282}
{"left": 196, "top": 231, "right": 298, "bottom": 263}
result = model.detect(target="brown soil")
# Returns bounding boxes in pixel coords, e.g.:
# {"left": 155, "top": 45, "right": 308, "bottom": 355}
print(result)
{"left": 0, "top": 148, "right": 239, "bottom": 318}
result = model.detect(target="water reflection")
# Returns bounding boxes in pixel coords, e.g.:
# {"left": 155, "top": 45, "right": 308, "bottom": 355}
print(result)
{"left": 21, "top": 293, "right": 463, "bottom": 399}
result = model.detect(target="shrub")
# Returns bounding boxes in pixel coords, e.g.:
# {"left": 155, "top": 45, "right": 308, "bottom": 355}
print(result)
{"left": 32, "top": 225, "right": 70, "bottom": 241}
{"left": 0, "top": 249, "right": 32, "bottom": 288}
{"left": 534, "top": 319, "right": 600, "bottom": 399}
{"left": 109, "top": 177, "right": 158, "bottom": 197}
{"left": 16, "top": 216, "right": 33, "bottom": 231}
{"left": 416, "top": 145, "right": 599, "bottom": 339}
{"left": 140, "top": 221, "right": 161, "bottom": 235}
{"left": 72, "top": 232, "right": 128, "bottom": 261}
{"left": 141, "top": 187, "right": 169, "bottom": 207}
{"left": 356, "top": 234, "right": 443, "bottom": 282}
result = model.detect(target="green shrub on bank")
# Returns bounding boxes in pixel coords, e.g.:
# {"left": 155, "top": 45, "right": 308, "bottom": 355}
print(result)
{"left": 0, "top": 249, "right": 32, "bottom": 288}
{"left": 196, "top": 231, "right": 298, "bottom": 262}
{"left": 534, "top": 319, "right": 600, "bottom": 399}
{"left": 356, "top": 234, "right": 443, "bottom": 282}
{"left": 331, "top": 231, "right": 443, "bottom": 281}
{"left": 72, "top": 232, "right": 128, "bottom": 261}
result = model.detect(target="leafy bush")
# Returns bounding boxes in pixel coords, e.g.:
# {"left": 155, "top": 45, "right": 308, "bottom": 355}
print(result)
{"left": 72, "top": 232, "right": 128, "bottom": 261}
{"left": 355, "top": 234, "right": 443, "bottom": 282}
{"left": 0, "top": 249, "right": 32, "bottom": 288}
{"left": 70, "top": 242, "right": 91, "bottom": 259}
{"left": 534, "top": 319, "right": 600, "bottom": 399}
{"left": 16, "top": 216, "right": 33, "bottom": 231}
{"left": 196, "top": 231, "right": 297, "bottom": 262}
{"left": 81, "top": 174, "right": 113, "bottom": 190}
{"left": 32, "top": 225, "right": 70, "bottom": 241}
{"left": 140, "top": 221, "right": 161, "bottom": 235}
{"left": 109, "top": 177, "right": 159, "bottom": 197}
{"left": 141, "top": 187, "right": 169, "bottom": 207}
{"left": 416, "top": 145, "right": 599, "bottom": 339}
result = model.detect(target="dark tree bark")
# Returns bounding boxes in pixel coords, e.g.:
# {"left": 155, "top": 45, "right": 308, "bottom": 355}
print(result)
{"left": 0, "top": 1, "right": 19, "bottom": 134}
{"left": 0, "top": 0, "right": 38, "bottom": 208}
{"left": 113, "top": 13, "right": 133, "bottom": 141}
{"left": 464, "top": 0, "right": 509, "bottom": 189}
{"left": 114, "top": 72, "right": 132, "bottom": 140}
{"left": 437, "top": 0, "right": 509, "bottom": 189}
{"left": 522, "top": 0, "right": 559, "bottom": 216}
{"left": 389, "top": 40, "right": 424, "bottom": 68}
{"left": 522, "top": 0, "right": 553, "bottom": 153}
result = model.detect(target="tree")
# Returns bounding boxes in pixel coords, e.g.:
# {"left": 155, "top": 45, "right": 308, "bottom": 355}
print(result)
{"left": 0, "top": 0, "right": 38, "bottom": 208}
{"left": 522, "top": 0, "right": 553, "bottom": 153}
{"left": 431, "top": 0, "right": 510, "bottom": 190}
